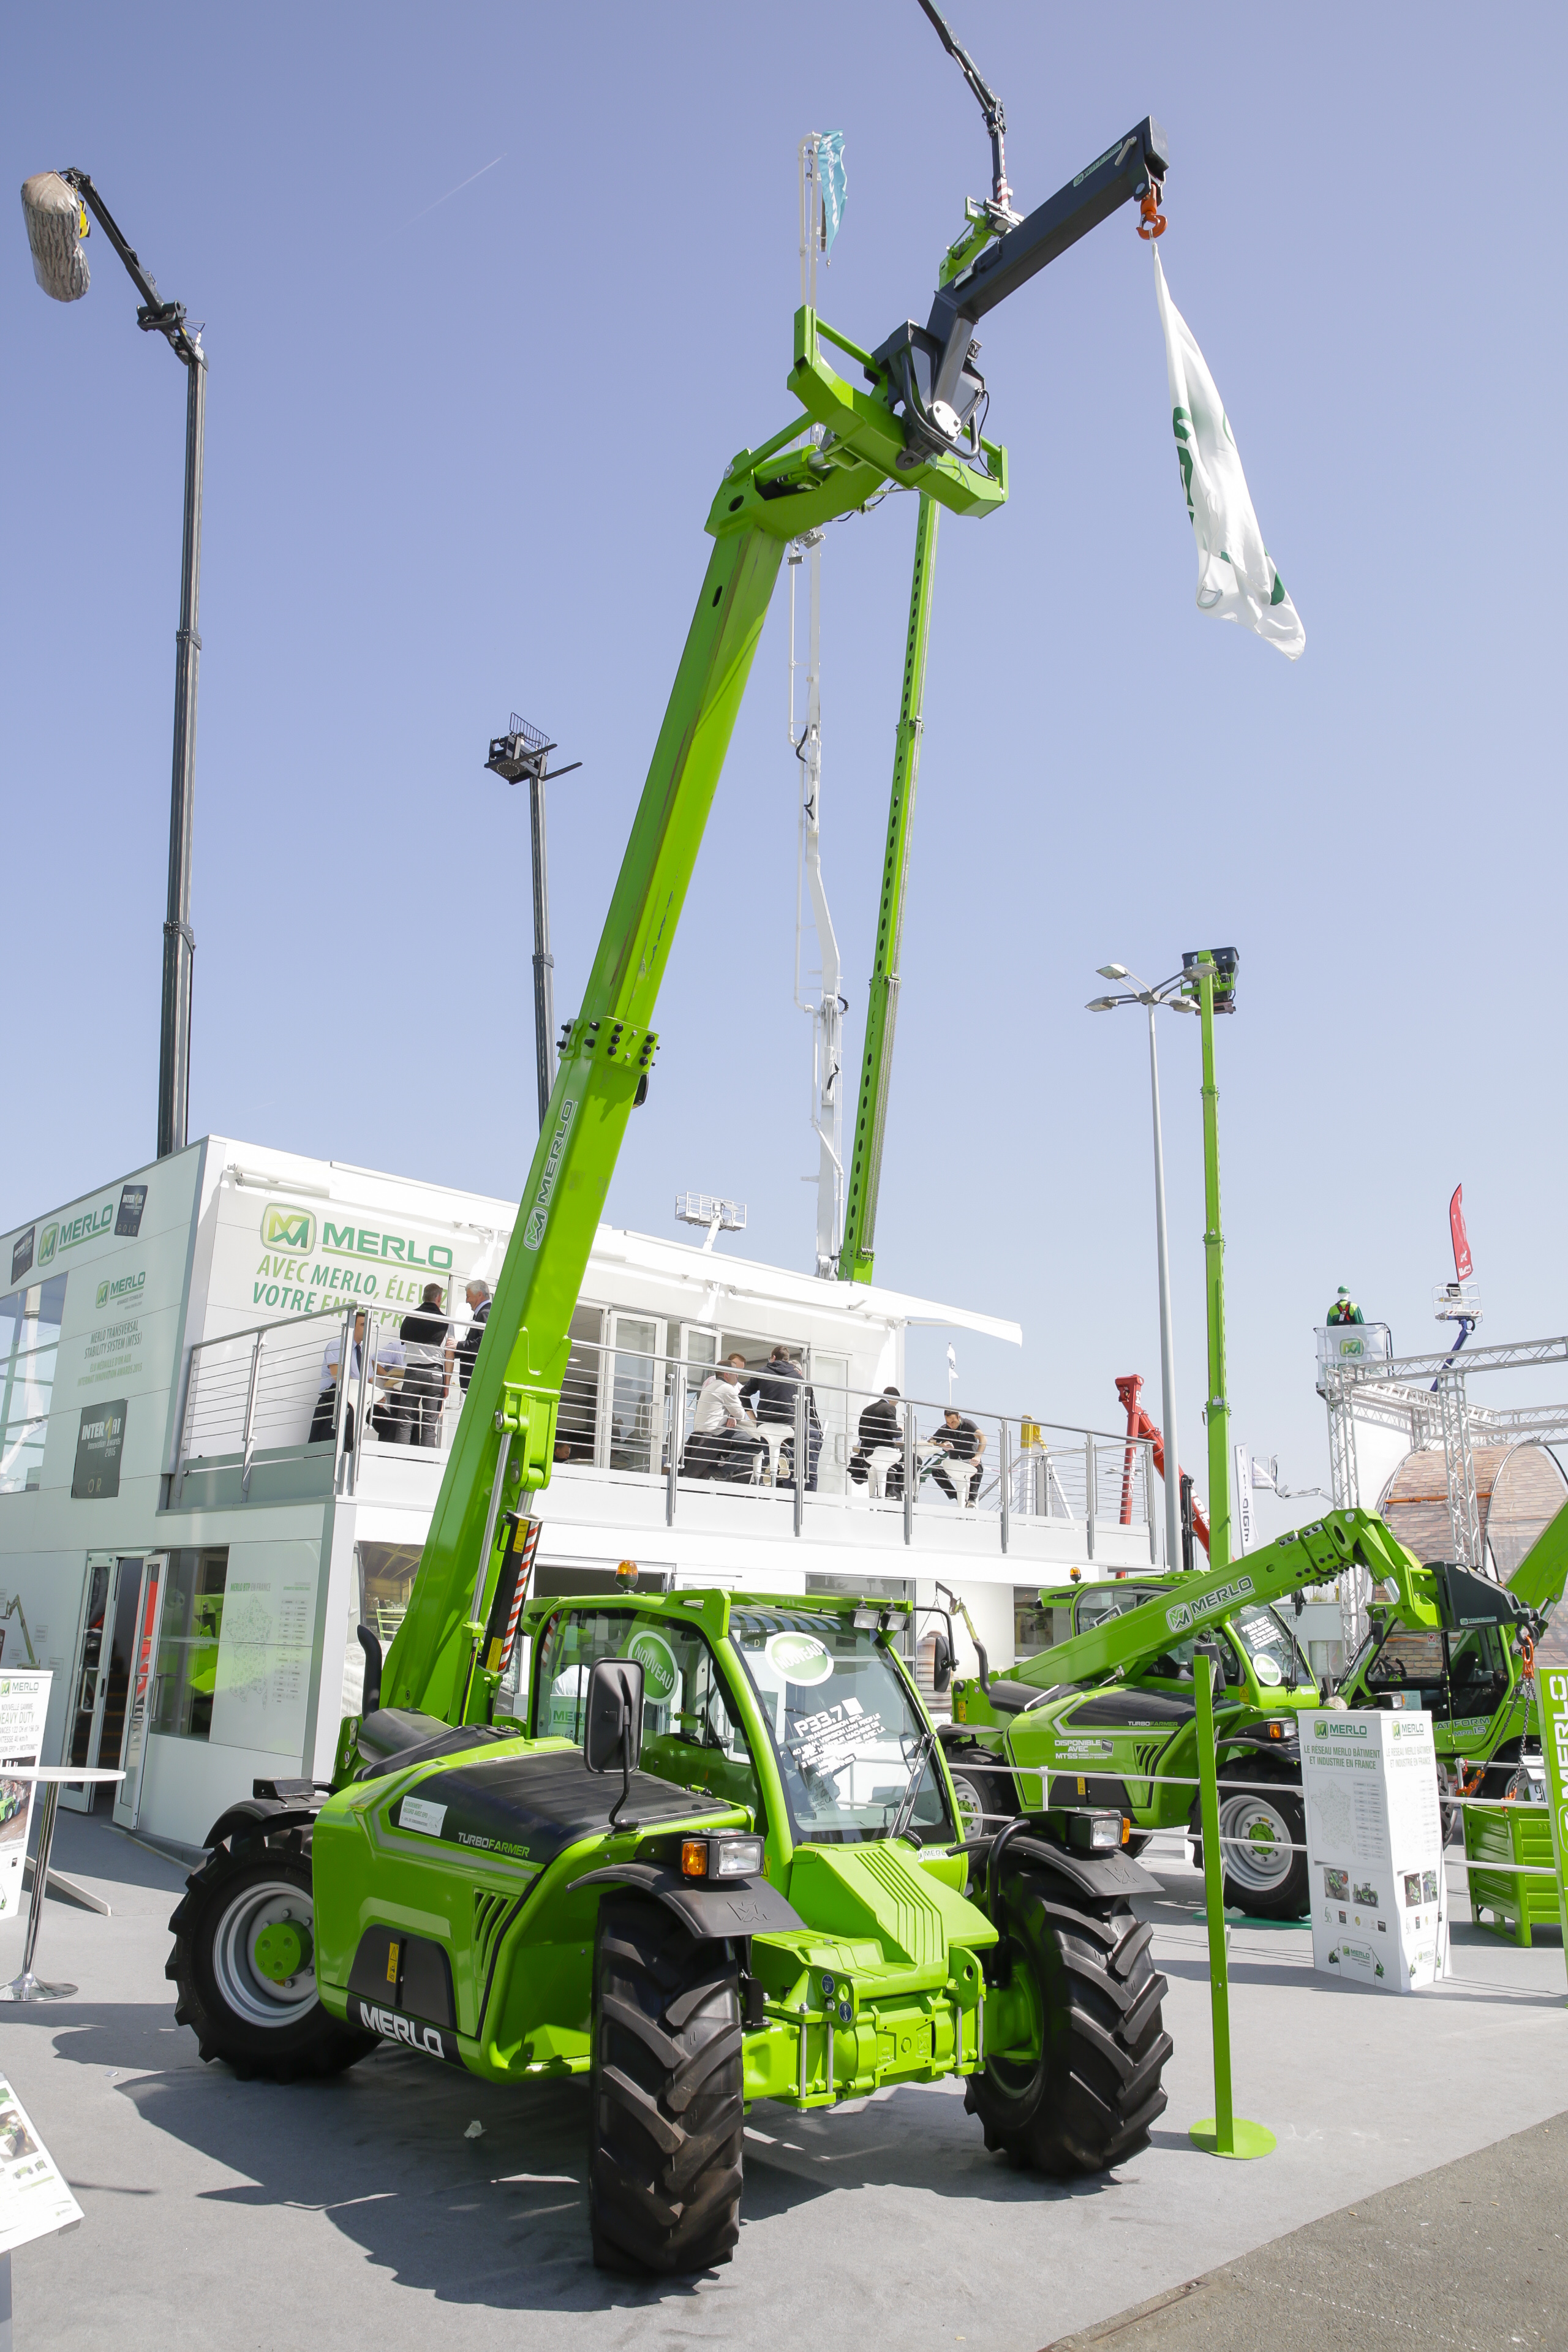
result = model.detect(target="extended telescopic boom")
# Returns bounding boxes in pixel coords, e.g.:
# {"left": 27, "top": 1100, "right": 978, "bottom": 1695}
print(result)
{"left": 380, "top": 108, "right": 1170, "bottom": 1728}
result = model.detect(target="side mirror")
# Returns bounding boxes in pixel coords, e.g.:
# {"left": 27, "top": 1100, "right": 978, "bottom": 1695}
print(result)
{"left": 584, "top": 1656, "right": 644, "bottom": 1774}
{"left": 584, "top": 1658, "right": 644, "bottom": 1830}
{"left": 930, "top": 1630, "right": 953, "bottom": 1694}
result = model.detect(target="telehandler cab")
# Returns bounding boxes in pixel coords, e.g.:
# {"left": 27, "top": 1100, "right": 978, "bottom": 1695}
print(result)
{"left": 165, "top": 61, "right": 1178, "bottom": 2277}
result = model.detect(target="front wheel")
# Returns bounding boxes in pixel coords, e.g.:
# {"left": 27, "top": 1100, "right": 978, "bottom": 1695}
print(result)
{"left": 589, "top": 1893, "right": 744, "bottom": 2275}
{"left": 1215, "top": 1766, "right": 1308, "bottom": 1920}
{"left": 166, "top": 1833, "right": 377, "bottom": 2082}
{"left": 965, "top": 1860, "right": 1170, "bottom": 2176}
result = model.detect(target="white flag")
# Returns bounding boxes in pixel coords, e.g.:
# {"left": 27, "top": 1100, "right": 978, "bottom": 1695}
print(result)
{"left": 1154, "top": 252, "right": 1304, "bottom": 660}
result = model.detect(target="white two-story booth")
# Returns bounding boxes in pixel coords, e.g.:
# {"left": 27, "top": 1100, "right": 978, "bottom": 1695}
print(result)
{"left": 0, "top": 1138, "right": 1162, "bottom": 1852}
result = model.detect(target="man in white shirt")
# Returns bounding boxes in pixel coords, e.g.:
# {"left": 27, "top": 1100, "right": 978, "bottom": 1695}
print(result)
{"left": 310, "top": 1312, "right": 407, "bottom": 1446}
{"left": 684, "top": 1355, "right": 763, "bottom": 1481}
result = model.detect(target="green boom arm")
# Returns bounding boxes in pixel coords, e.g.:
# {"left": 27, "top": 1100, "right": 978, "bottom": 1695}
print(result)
{"left": 379, "top": 112, "right": 1171, "bottom": 1727}
{"left": 1009, "top": 1509, "right": 1420, "bottom": 1692}
{"left": 839, "top": 492, "right": 940, "bottom": 1284}
{"left": 379, "top": 322, "right": 1013, "bottom": 1725}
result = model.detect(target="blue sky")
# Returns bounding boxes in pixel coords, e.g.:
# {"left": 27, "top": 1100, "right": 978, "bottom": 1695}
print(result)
{"left": 6, "top": 2, "right": 1564, "bottom": 1530}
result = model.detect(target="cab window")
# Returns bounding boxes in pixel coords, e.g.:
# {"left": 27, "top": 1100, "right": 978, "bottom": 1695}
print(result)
{"left": 532, "top": 1607, "right": 761, "bottom": 1820}
{"left": 1077, "top": 1585, "right": 1196, "bottom": 1681}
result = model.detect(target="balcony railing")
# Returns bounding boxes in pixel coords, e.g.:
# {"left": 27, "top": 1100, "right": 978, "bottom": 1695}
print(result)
{"left": 172, "top": 1307, "right": 1160, "bottom": 1560}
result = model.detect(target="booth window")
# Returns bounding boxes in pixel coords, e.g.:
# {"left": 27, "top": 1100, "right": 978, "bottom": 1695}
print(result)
{"left": 154, "top": 1548, "right": 228, "bottom": 1741}
{"left": 0, "top": 1275, "right": 67, "bottom": 1496}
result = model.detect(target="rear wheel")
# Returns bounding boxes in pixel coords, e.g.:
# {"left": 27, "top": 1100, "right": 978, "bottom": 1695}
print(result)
{"left": 943, "top": 1741, "right": 1017, "bottom": 1839}
{"left": 1215, "top": 1765, "right": 1308, "bottom": 1920}
{"left": 589, "top": 1893, "right": 744, "bottom": 2275}
{"left": 965, "top": 1860, "right": 1170, "bottom": 2175}
{"left": 166, "top": 1833, "right": 377, "bottom": 2082}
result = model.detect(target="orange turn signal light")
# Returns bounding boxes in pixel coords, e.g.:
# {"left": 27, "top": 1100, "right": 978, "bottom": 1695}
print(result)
{"left": 680, "top": 1839, "right": 708, "bottom": 1879}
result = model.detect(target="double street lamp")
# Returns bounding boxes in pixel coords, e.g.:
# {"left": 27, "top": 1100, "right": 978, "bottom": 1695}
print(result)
{"left": 1088, "top": 949, "right": 1239, "bottom": 1572}
{"left": 21, "top": 169, "right": 207, "bottom": 1160}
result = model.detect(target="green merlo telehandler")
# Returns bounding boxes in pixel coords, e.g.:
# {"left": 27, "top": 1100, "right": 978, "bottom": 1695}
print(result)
{"left": 940, "top": 1502, "right": 1564, "bottom": 1918}
{"left": 165, "top": 89, "right": 1182, "bottom": 2272}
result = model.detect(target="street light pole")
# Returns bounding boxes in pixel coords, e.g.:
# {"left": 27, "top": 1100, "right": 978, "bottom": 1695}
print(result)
{"left": 1183, "top": 949, "right": 1239, "bottom": 1575}
{"left": 161, "top": 339, "right": 206, "bottom": 1158}
{"left": 1144, "top": 1001, "right": 1183, "bottom": 1577}
{"left": 484, "top": 715, "right": 582, "bottom": 1131}
{"left": 21, "top": 168, "right": 208, "bottom": 1159}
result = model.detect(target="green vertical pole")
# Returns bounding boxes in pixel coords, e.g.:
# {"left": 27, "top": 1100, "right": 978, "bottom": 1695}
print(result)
{"left": 839, "top": 493, "right": 940, "bottom": 1284}
{"left": 1195, "top": 957, "right": 1231, "bottom": 1574}
{"left": 1190, "top": 1644, "right": 1274, "bottom": 2158}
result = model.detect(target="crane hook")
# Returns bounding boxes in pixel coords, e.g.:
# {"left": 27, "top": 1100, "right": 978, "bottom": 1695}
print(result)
{"left": 1137, "top": 183, "right": 1167, "bottom": 241}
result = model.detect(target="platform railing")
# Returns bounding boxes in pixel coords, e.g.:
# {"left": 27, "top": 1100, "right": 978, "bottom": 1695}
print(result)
{"left": 172, "top": 1310, "right": 1159, "bottom": 1555}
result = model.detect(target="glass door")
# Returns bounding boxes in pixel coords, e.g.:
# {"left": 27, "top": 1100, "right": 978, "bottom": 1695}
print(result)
{"left": 61, "top": 1555, "right": 142, "bottom": 1814}
{"left": 114, "top": 1556, "right": 167, "bottom": 1831}
{"left": 677, "top": 1327, "right": 718, "bottom": 1475}
{"left": 606, "top": 1314, "right": 663, "bottom": 1474}
{"left": 61, "top": 1557, "right": 112, "bottom": 1814}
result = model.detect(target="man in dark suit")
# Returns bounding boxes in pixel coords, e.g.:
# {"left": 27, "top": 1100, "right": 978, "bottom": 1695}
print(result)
{"left": 456, "top": 1280, "right": 492, "bottom": 1393}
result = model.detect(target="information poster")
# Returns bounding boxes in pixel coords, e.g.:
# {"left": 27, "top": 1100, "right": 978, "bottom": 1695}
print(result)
{"left": 1302, "top": 1707, "right": 1447, "bottom": 1992}
{"left": 209, "top": 1572, "right": 316, "bottom": 1758}
{"left": 0, "top": 1675, "right": 51, "bottom": 1927}
{"left": 0, "top": 2071, "right": 83, "bottom": 2252}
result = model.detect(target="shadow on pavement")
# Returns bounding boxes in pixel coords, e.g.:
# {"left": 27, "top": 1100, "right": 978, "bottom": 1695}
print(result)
{"left": 105, "top": 2044, "right": 1131, "bottom": 2314}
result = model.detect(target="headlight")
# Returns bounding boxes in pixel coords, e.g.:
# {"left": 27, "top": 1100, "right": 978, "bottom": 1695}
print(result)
{"left": 681, "top": 1835, "right": 764, "bottom": 1880}
{"left": 1089, "top": 1815, "right": 1121, "bottom": 1850}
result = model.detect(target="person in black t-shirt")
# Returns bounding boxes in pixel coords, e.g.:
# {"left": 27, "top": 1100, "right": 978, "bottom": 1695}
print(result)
{"left": 929, "top": 1408, "right": 985, "bottom": 1506}
{"left": 399, "top": 1282, "right": 452, "bottom": 1447}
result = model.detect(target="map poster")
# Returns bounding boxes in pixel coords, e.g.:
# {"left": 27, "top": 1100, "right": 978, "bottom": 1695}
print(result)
{"left": 0, "top": 2070, "right": 83, "bottom": 2252}
{"left": 0, "top": 1675, "right": 51, "bottom": 1927}
{"left": 1302, "top": 1708, "right": 1447, "bottom": 1993}
{"left": 1531, "top": 1608, "right": 1568, "bottom": 1951}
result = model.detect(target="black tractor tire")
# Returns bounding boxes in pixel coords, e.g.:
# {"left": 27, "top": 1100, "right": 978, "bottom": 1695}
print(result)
{"left": 1213, "top": 1762, "right": 1308, "bottom": 1921}
{"left": 965, "top": 1858, "right": 1170, "bottom": 2176}
{"left": 166, "top": 1831, "right": 378, "bottom": 2083}
{"left": 589, "top": 1892, "right": 744, "bottom": 2275}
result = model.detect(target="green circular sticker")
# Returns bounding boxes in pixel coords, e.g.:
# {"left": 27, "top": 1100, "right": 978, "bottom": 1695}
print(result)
{"left": 767, "top": 1629, "right": 834, "bottom": 1687}
{"left": 625, "top": 1629, "right": 680, "bottom": 1704}
{"left": 1253, "top": 1656, "right": 1283, "bottom": 1687}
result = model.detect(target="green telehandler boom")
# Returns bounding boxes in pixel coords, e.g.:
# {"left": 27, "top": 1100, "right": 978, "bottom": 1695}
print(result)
{"left": 941, "top": 1502, "right": 1564, "bottom": 1920}
{"left": 165, "top": 79, "right": 1180, "bottom": 2276}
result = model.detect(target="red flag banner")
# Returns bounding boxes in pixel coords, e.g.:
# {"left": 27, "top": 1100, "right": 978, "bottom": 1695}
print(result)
{"left": 1450, "top": 1186, "right": 1473, "bottom": 1283}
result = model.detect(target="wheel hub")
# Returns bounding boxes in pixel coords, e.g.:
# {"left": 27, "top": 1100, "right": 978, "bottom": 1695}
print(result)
{"left": 253, "top": 1916, "right": 313, "bottom": 1985}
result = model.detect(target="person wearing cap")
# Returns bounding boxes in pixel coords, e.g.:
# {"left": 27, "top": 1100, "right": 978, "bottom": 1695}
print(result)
{"left": 456, "top": 1279, "right": 493, "bottom": 1392}
{"left": 1326, "top": 1286, "right": 1365, "bottom": 1326}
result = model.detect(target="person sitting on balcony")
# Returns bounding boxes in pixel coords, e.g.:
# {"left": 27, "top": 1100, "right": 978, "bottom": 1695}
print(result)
{"left": 1326, "top": 1286, "right": 1364, "bottom": 1326}
{"left": 854, "top": 1386, "right": 905, "bottom": 1499}
{"left": 929, "top": 1408, "right": 985, "bottom": 1506}
{"left": 739, "top": 1344, "right": 821, "bottom": 1490}
{"left": 682, "top": 1356, "right": 764, "bottom": 1482}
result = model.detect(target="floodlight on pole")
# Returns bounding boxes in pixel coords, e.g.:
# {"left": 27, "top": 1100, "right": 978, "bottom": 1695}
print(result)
{"left": 1085, "top": 960, "right": 1194, "bottom": 1573}
{"left": 676, "top": 1194, "right": 747, "bottom": 1254}
{"left": 21, "top": 168, "right": 206, "bottom": 1160}
{"left": 485, "top": 714, "right": 582, "bottom": 1131}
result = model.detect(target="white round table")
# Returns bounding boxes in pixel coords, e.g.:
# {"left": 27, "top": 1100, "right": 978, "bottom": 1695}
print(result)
{"left": 0, "top": 1768, "right": 125, "bottom": 2003}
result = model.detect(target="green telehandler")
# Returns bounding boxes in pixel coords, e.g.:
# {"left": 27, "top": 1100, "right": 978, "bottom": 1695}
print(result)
{"left": 940, "top": 1502, "right": 1564, "bottom": 1918}
{"left": 164, "top": 81, "right": 1181, "bottom": 2273}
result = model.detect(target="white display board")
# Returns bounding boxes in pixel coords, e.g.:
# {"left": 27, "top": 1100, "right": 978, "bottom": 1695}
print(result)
{"left": 1302, "top": 1707, "right": 1448, "bottom": 1992}
{"left": 0, "top": 1676, "right": 51, "bottom": 1927}
{"left": 0, "top": 2070, "right": 83, "bottom": 2252}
